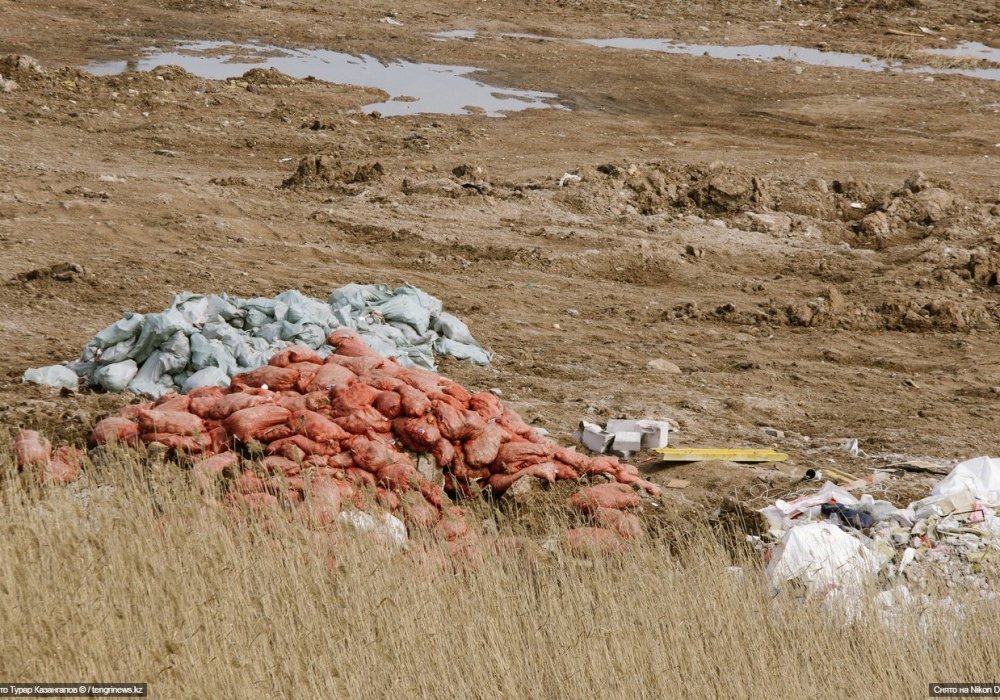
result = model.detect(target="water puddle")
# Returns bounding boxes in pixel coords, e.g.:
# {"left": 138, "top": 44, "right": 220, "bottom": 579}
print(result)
{"left": 430, "top": 30, "right": 478, "bottom": 41}
{"left": 921, "top": 41, "right": 1000, "bottom": 63}
{"left": 430, "top": 30, "right": 999, "bottom": 81}
{"left": 582, "top": 37, "right": 1000, "bottom": 82}
{"left": 84, "top": 40, "right": 563, "bottom": 117}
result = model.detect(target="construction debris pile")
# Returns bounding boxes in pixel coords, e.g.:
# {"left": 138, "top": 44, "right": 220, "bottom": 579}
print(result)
{"left": 762, "top": 456, "right": 1000, "bottom": 595}
{"left": 14, "top": 329, "right": 660, "bottom": 552}
{"left": 23, "top": 284, "right": 492, "bottom": 397}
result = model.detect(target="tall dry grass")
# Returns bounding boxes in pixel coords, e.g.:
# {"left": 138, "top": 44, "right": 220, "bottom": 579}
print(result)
{"left": 0, "top": 445, "right": 997, "bottom": 698}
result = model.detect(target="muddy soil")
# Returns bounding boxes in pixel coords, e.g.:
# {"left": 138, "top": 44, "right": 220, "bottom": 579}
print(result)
{"left": 0, "top": 0, "right": 997, "bottom": 513}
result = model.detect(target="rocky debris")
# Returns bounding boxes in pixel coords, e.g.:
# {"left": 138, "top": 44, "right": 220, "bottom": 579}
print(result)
{"left": 742, "top": 211, "right": 792, "bottom": 235}
{"left": 646, "top": 358, "right": 681, "bottom": 373}
{"left": 0, "top": 75, "right": 17, "bottom": 93}
{"left": 0, "top": 54, "right": 45, "bottom": 77}
{"left": 889, "top": 187, "right": 955, "bottom": 224}
{"left": 281, "top": 155, "right": 385, "bottom": 189}
{"left": 13, "top": 262, "right": 87, "bottom": 283}
{"left": 968, "top": 252, "right": 1000, "bottom": 288}
{"left": 688, "top": 166, "right": 771, "bottom": 214}
{"left": 402, "top": 177, "right": 465, "bottom": 197}
{"left": 240, "top": 67, "right": 296, "bottom": 87}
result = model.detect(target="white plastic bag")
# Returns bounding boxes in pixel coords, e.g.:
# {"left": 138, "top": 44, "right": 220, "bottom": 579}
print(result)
{"left": 23, "top": 364, "right": 79, "bottom": 390}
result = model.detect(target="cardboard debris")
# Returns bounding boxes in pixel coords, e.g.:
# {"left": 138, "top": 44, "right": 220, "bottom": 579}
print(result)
{"left": 666, "top": 479, "right": 690, "bottom": 489}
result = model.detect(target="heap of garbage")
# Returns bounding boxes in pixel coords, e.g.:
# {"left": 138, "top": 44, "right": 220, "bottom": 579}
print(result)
{"left": 762, "top": 456, "right": 1000, "bottom": 595}
{"left": 13, "top": 328, "right": 660, "bottom": 552}
{"left": 23, "top": 284, "right": 492, "bottom": 397}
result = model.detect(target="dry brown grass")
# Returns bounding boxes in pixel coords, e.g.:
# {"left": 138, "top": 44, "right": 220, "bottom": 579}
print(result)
{"left": 0, "top": 445, "right": 998, "bottom": 698}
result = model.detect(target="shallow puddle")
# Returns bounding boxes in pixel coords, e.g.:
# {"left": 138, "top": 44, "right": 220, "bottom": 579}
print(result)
{"left": 431, "top": 30, "right": 999, "bottom": 82}
{"left": 582, "top": 37, "right": 1000, "bottom": 82}
{"left": 921, "top": 41, "right": 1000, "bottom": 63}
{"left": 84, "top": 41, "right": 563, "bottom": 117}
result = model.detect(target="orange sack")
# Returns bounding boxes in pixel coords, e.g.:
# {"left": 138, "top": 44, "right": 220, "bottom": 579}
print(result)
{"left": 207, "top": 392, "right": 274, "bottom": 420}
{"left": 593, "top": 507, "right": 643, "bottom": 539}
{"left": 290, "top": 410, "right": 351, "bottom": 444}
{"left": 567, "top": 483, "right": 642, "bottom": 513}
{"left": 231, "top": 365, "right": 299, "bottom": 392}
{"left": 464, "top": 423, "right": 505, "bottom": 468}
{"left": 269, "top": 345, "right": 324, "bottom": 367}
{"left": 89, "top": 417, "right": 140, "bottom": 447}
{"left": 137, "top": 409, "right": 205, "bottom": 436}
{"left": 222, "top": 405, "right": 292, "bottom": 443}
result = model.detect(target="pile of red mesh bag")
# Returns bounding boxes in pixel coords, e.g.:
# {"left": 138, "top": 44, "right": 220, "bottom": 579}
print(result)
{"left": 15, "top": 329, "right": 660, "bottom": 549}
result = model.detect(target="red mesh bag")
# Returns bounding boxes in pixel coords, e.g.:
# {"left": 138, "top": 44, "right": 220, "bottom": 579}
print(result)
{"left": 328, "top": 452, "right": 355, "bottom": 470}
{"left": 306, "top": 363, "right": 357, "bottom": 392}
{"left": 137, "top": 409, "right": 205, "bottom": 436}
{"left": 188, "top": 385, "right": 226, "bottom": 400}
{"left": 567, "top": 483, "right": 641, "bottom": 513}
{"left": 487, "top": 462, "right": 558, "bottom": 494}
{"left": 463, "top": 423, "right": 505, "bottom": 468}
{"left": 231, "top": 365, "right": 299, "bottom": 392}
{"left": 373, "top": 391, "right": 402, "bottom": 419}
{"left": 292, "top": 364, "right": 320, "bottom": 393}
{"left": 269, "top": 345, "right": 324, "bottom": 367}
{"left": 377, "top": 459, "right": 418, "bottom": 491}
{"left": 392, "top": 416, "right": 441, "bottom": 453}
{"left": 330, "top": 383, "right": 381, "bottom": 416}
{"left": 302, "top": 478, "right": 342, "bottom": 526}
{"left": 346, "top": 435, "right": 400, "bottom": 473}
{"left": 326, "top": 329, "right": 379, "bottom": 357}
{"left": 256, "top": 423, "right": 296, "bottom": 443}
{"left": 333, "top": 408, "right": 390, "bottom": 435}
{"left": 431, "top": 439, "right": 455, "bottom": 468}
{"left": 119, "top": 402, "right": 153, "bottom": 420}
{"left": 367, "top": 373, "right": 404, "bottom": 392}
{"left": 153, "top": 393, "right": 191, "bottom": 412}
{"left": 208, "top": 392, "right": 274, "bottom": 420}
{"left": 554, "top": 463, "right": 579, "bottom": 480}
{"left": 141, "top": 432, "right": 212, "bottom": 453}
{"left": 440, "top": 381, "right": 472, "bottom": 406}
{"left": 469, "top": 392, "right": 504, "bottom": 421}
{"left": 397, "top": 367, "right": 441, "bottom": 395}
{"left": 401, "top": 491, "right": 439, "bottom": 529}
{"left": 594, "top": 508, "right": 643, "bottom": 539}
{"left": 222, "top": 405, "right": 291, "bottom": 443}
{"left": 290, "top": 410, "right": 350, "bottom": 444}
{"left": 346, "top": 467, "right": 377, "bottom": 487}
{"left": 376, "top": 488, "right": 401, "bottom": 512}
{"left": 189, "top": 396, "right": 220, "bottom": 419}
{"left": 417, "top": 481, "right": 445, "bottom": 509}
{"left": 437, "top": 507, "right": 469, "bottom": 542}
{"left": 39, "top": 446, "right": 83, "bottom": 485}
{"left": 396, "top": 384, "right": 432, "bottom": 417}
{"left": 494, "top": 441, "right": 551, "bottom": 473}
{"left": 267, "top": 434, "right": 336, "bottom": 458}
{"left": 263, "top": 455, "right": 300, "bottom": 477}
{"left": 89, "top": 417, "right": 140, "bottom": 447}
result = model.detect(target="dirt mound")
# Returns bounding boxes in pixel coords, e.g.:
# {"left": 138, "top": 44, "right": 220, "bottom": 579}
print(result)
{"left": 282, "top": 156, "right": 386, "bottom": 189}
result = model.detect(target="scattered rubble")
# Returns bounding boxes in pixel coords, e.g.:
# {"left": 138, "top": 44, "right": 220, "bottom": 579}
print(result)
{"left": 762, "top": 456, "right": 1000, "bottom": 596}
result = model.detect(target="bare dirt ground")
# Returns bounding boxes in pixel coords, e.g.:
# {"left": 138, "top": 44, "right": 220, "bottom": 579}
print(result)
{"left": 1, "top": 0, "right": 997, "bottom": 515}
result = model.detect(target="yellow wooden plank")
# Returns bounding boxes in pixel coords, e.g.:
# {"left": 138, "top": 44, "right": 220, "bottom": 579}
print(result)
{"left": 653, "top": 448, "right": 788, "bottom": 463}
